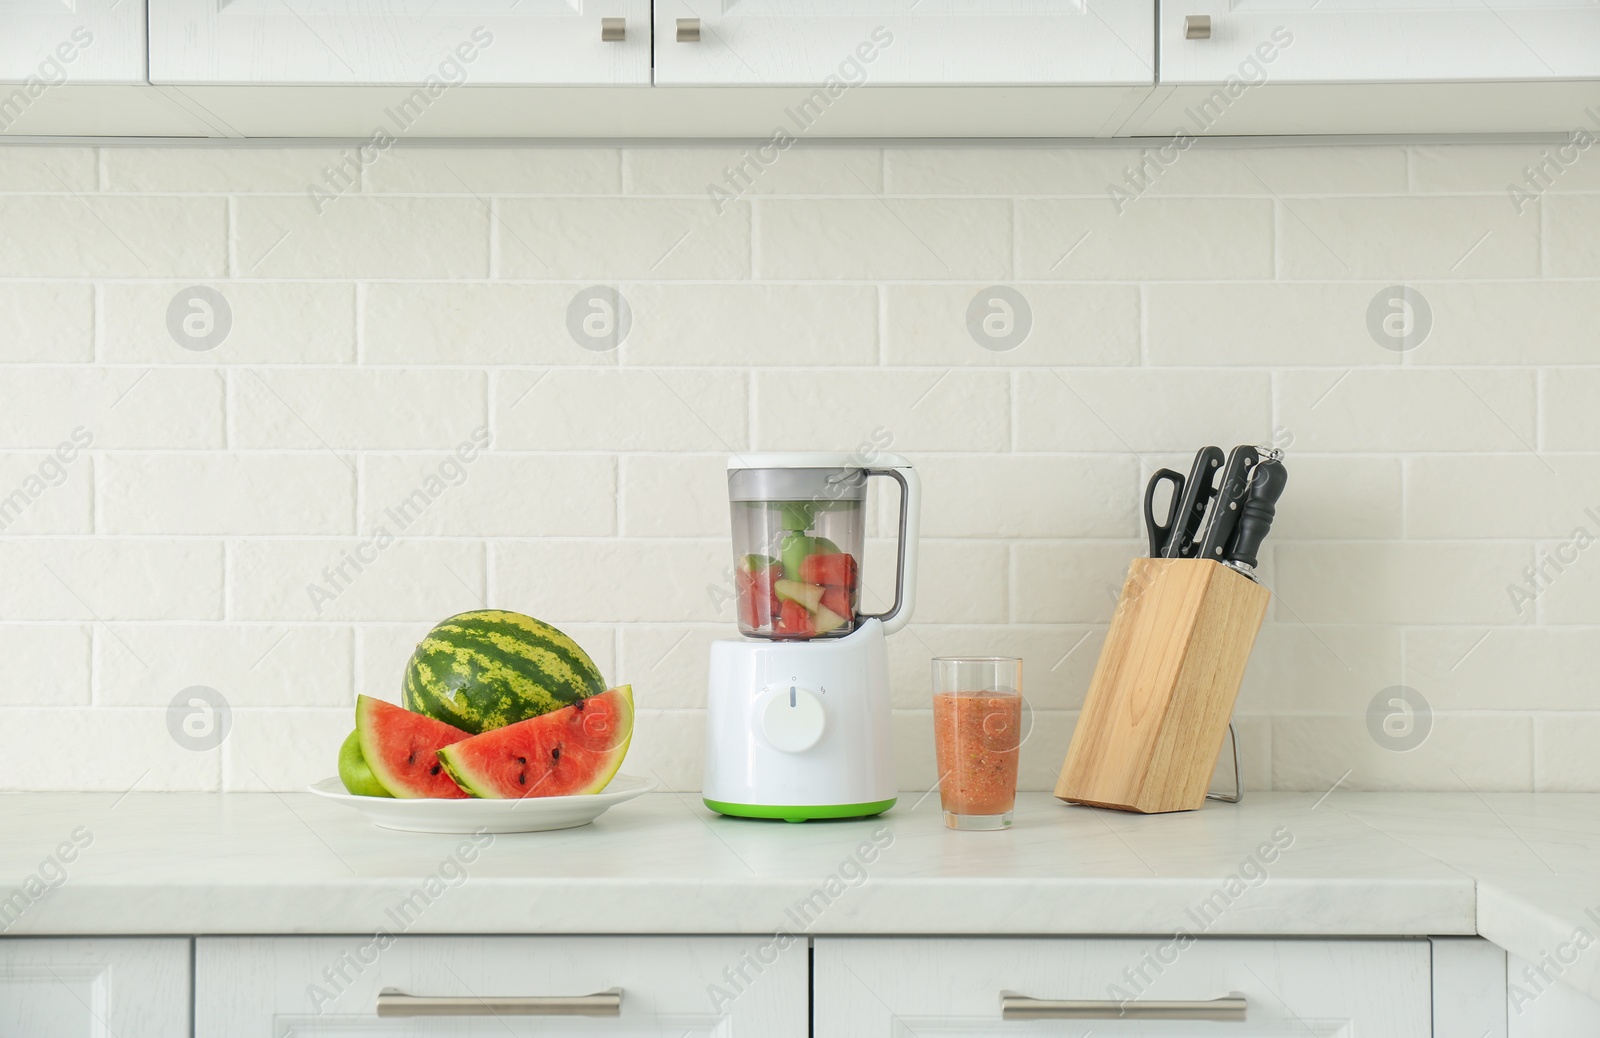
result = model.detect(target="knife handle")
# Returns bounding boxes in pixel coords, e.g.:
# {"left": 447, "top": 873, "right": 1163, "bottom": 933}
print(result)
{"left": 1225, "top": 460, "right": 1288, "bottom": 569}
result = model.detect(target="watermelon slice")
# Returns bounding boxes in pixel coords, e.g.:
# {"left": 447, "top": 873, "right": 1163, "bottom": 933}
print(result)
{"left": 800, "top": 552, "right": 857, "bottom": 589}
{"left": 820, "top": 586, "right": 853, "bottom": 621}
{"left": 438, "top": 686, "right": 634, "bottom": 799}
{"left": 774, "top": 599, "right": 815, "bottom": 639}
{"left": 356, "top": 694, "right": 472, "bottom": 799}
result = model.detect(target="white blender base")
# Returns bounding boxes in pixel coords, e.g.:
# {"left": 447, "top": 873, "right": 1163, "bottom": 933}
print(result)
{"left": 702, "top": 619, "right": 897, "bottom": 822}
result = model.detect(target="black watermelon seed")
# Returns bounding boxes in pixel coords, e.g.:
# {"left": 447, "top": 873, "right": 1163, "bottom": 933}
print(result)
{"left": 551, "top": 747, "right": 561, "bottom": 762}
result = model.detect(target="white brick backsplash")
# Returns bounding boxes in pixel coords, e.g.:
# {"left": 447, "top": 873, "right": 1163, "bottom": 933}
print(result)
{"left": 494, "top": 198, "right": 750, "bottom": 280}
{"left": 95, "top": 624, "right": 354, "bottom": 708}
{"left": 1406, "top": 628, "right": 1600, "bottom": 712}
{"left": 884, "top": 284, "right": 1139, "bottom": 367}
{"left": 1145, "top": 283, "right": 1403, "bottom": 367}
{"left": 1410, "top": 143, "right": 1600, "bottom": 193}
{"left": 1015, "top": 369, "right": 1272, "bottom": 453}
{"left": 102, "top": 282, "right": 356, "bottom": 365}
{"left": 230, "top": 540, "right": 486, "bottom": 622}
{"left": 1144, "top": 145, "right": 1409, "bottom": 197}
{"left": 1278, "top": 197, "right": 1540, "bottom": 279}
{"left": 753, "top": 370, "right": 1009, "bottom": 452}
{"left": 1409, "top": 281, "right": 1600, "bottom": 366}
{"left": 1535, "top": 716, "right": 1600, "bottom": 791}
{"left": 1276, "top": 369, "right": 1535, "bottom": 452}
{"left": 362, "top": 283, "right": 615, "bottom": 366}
{"left": 1406, "top": 455, "right": 1600, "bottom": 538}
{"left": 99, "top": 453, "right": 356, "bottom": 535}
{"left": 0, "top": 450, "right": 94, "bottom": 535}
{"left": 0, "top": 196, "right": 226, "bottom": 277}
{"left": 363, "top": 146, "right": 622, "bottom": 194}
{"left": 1272, "top": 715, "right": 1533, "bottom": 792}
{"left": 1011, "top": 541, "right": 1143, "bottom": 624}
{"left": 1542, "top": 369, "right": 1600, "bottom": 450}
{"left": 1273, "top": 543, "right": 1532, "bottom": 625}
{"left": 0, "top": 283, "right": 93, "bottom": 362}
{"left": 1273, "top": 457, "right": 1402, "bottom": 540}
{"left": 1239, "top": 624, "right": 1401, "bottom": 714}
{"left": 615, "top": 624, "right": 722, "bottom": 709}
{"left": 493, "top": 540, "right": 725, "bottom": 623}
{"left": 886, "top": 623, "right": 1105, "bottom": 711}
{"left": 915, "top": 454, "right": 1138, "bottom": 538}
{"left": 360, "top": 453, "right": 615, "bottom": 537}
{"left": 0, "top": 368, "right": 224, "bottom": 449}
{"left": 627, "top": 145, "right": 884, "bottom": 195}
{"left": 0, "top": 626, "right": 91, "bottom": 707}
{"left": 223, "top": 708, "right": 352, "bottom": 791}
{"left": 621, "top": 284, "right": 879, "bottom": 367}
{"left": 0, "top": 709, "right": 220, "bottom": 791}
{"left": 0, "top": 540, "right": 223, "bottom": 621}
{"left": 886, "top": 146, "right": 1141, "bottom": 195}
{"left": 494, "top": 369, "right": 747, "bottom": 452}
{"left": 0, "top": 139, "right": 1593, "bottom": 792}
{"left": 234, "top": 197, "right": 489, "bottom": 278}
{"left": 232, "top": 369, "right": 486, "bottom": 450}
{"left": 0, "top": 147, "right": 95, "bottom": 191}
{"left": 101, "top": 147, "right": 352, "bottom": 192}
{"left": 618, "top": 455, "right": 731, "bottom": 538}
{"left": 1545, "top": 196, "right": 1600, "bottom": 277}
{"left": 756, "top": 198, "right": 1011, "bottom": 280}
{"left": 1017, "top": 198, "right": 1274, "bottom": 280}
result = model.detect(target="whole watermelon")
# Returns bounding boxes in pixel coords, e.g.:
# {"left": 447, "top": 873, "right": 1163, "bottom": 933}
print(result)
{"left": 403, "top": 610, "right": 606, "bottom": 735}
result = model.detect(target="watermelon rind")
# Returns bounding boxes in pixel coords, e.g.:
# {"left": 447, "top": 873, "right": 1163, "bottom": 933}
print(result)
{"left": 356, "top": 694, "right": 472, "bottom": 799}
{"left": 438, "top": 685, "right": 634, "bottom": 799}
{"left": 403, "top": 610, "right": 607, "bottom": 735}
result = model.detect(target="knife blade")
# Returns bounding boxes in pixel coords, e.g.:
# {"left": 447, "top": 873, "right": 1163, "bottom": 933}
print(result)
{"left": 1162, "top": 446, "right": 1225, "bottom": 558}
{"left": 1223, "top": 459, "right": 1288, "bottom": 571}
{"left": 1197, "top": 445, "right": 1260, "bottom": 562}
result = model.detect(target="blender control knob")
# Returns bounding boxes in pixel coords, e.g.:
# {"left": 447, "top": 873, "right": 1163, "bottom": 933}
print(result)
{"left": 761, "top": 686, "right": 825, "bottom": 753}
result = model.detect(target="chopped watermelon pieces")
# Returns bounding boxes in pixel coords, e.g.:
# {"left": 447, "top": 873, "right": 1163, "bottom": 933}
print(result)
{"left": 739, "top": 548, "right": 860, "bottom": 640}
{"left": 800, "top": 553, "right": 858, "bottom": 588}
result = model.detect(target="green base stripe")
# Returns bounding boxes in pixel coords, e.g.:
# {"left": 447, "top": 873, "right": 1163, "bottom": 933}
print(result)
{"left": 703, "top": 798, "right": 896, "bottom": 822}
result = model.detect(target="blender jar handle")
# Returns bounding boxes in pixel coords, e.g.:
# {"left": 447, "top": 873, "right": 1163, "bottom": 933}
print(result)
{"left": 860, "top": 465, "right": 919, "bottom": 635}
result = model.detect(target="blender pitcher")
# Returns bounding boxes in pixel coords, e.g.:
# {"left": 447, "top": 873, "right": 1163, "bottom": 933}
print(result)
{"left": 728, "top": 455, "right": 917, "bottom": 640}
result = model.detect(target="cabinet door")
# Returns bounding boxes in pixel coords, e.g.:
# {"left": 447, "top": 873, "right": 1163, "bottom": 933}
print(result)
{"left": 816, "top": 937, "right": 1431, "bottom": 1037}
{"left": 653, "top": 0, "right": 1154, "bottom": 86}
{"left": 0, "top": 0, "right": 145, "bottom": 84}
{"left": 0, "top": 938, "right": 191, "bottom": 1038}
{"left": 148, "top": 0, "right": 651, "bottom": 86}
{"left": 1508, "top": 955, "right": 1600, "bottom": 1036}
{"left": 1159, "top": 0, "right": 1600, "bottom": 83}
{"left": 196, "top": 935, "right": 806, "bottom": 1037}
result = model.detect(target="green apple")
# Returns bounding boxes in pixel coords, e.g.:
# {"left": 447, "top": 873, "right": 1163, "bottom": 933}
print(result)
{"left": 774, "top": 579, "right": 825, "bottom": 612}
{"left": 338, "top": 728, "right": 392, "bottom": 798}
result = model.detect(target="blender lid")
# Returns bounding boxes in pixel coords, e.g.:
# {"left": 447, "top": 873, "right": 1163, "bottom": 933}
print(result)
{"left": 725, "top": 452, "right": 911, "bottom": 503}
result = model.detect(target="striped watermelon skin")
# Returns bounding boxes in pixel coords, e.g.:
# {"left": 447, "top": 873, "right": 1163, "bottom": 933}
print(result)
{"left": 402, "top": 610, "right": 606, "bottom": 735}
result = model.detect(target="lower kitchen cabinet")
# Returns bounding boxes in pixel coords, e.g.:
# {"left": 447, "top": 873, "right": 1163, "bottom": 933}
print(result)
{"left": 814, "top": 936, "right": 1432, "bottom": 1036}
{"left": 194, "top": 935, "right": 806, "bottom": 1037}
{"left": 0, "top": 937, "right": 191, "bottom": 1037}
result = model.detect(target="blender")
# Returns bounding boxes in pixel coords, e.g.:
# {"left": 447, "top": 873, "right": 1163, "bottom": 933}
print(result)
{"left": 702, "top": 452, "right": 921, "bottom": 822}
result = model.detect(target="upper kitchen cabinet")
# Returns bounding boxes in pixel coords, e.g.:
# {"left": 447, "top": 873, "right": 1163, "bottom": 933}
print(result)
{"left": 147, "top": 0, "right": 653, "bottom": 85}
{"left": 1159, "top": 0, "right": 1600, "bottom": 83}
{"left": 652, "top": 0, "right": 1156, "bottom": 86}
{"left": 0, "top": 0, "right": 145, "bottom": 83}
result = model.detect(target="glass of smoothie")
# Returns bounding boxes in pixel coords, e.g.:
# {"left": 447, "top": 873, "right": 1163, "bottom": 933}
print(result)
{"left": 932, "top": 657, "right": 1024, "bottom": 831}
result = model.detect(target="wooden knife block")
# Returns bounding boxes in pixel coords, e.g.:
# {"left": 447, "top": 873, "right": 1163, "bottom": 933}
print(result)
{"left": 1056, "top": 558, "right": 1270, "bottom": 814}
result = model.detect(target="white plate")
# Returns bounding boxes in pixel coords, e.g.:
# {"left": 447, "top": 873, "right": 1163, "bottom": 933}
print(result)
{"left": 307, "top": 774, "right": 658, "bottom": 834}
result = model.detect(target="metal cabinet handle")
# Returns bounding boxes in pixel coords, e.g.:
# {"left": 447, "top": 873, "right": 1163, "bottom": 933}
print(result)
{"left": 677, "top": 17, "right": 701, "bottom": 42}
{"left": 376, "top": 988, "right": 622, "bottom": 1018}
{"left": 1001, "top": 990, "right": 1246, "bottom": 1021}
{"left": 1185, "top": 14, "right": 1212, "bottom": 39}
{"left": 600, "top": 17, "right": 626, "bottom": 42}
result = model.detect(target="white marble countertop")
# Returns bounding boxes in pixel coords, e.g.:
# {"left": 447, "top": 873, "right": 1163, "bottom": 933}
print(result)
{"left": 3, "top": 790, "right": 1597, "bottom": 1001}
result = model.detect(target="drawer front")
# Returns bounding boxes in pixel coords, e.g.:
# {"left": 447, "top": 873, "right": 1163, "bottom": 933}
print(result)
{"left": 816, "top": 937, "right": 1431, "bottom": 1037}
{"left": 196, "top": 935, "right": 806, "bottom": 1037}
{"left": 0, "top": 937, "right": 191, "bottom": 1038}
